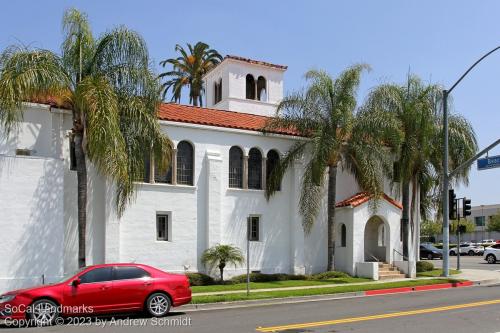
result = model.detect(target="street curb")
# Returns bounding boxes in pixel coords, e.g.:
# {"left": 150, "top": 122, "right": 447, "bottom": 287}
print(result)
{"left": 179, "top": 281, "right": 474, "bottom": 312}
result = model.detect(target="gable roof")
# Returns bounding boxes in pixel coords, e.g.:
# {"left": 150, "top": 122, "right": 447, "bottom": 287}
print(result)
{"left": 157, "top": 103, "right": 300, "bottom": 136}
{"left": 335, "top": 192, "right": 403, "bottom": 210}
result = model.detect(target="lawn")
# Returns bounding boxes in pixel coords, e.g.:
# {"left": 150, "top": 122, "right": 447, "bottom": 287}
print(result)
{"left": 191, "top": 278, "right": 462, "bottom": 304}
{"left": 417, "top": 269, "right": 460, "bottom": 277}
{"left": 191, "top": 277, "right": 370, "bottom": 293}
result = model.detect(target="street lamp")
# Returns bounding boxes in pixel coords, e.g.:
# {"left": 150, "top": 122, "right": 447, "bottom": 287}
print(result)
{"left": 442, "top": 46, "right": 500, "bottom": 277}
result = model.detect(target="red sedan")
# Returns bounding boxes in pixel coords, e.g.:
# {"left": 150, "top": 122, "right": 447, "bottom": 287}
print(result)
{"left": 0, "top": 263, "right": 191, "bottom": 326}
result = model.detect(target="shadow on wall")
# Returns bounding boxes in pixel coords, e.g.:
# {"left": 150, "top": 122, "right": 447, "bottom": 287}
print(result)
{"left": 224, "top": 192, "right": 290, "bottom": 276}
{"left": 10, "top": 158, "right": 64, "bottom": 290}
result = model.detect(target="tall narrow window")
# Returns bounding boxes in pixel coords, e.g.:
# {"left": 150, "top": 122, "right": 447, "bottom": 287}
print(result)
{"left": 155, "top": 158, "right": 172, "bottom": 184}
{"left": 340, "top": 224, "right": 347, "bottom": 247}
{"left": 143, "top": 152, "right": 151, "bottom": 183}
{"left": 246, "top": 74, "right": 256, "bottom": 100}
{"left": 213, "top": 81, "right": 219, "bottom": 105}
{"left": 176, "top": 141, "right": 194, "bottom": 185}
{"left": 266, "top": 149, "right": 280, "bottom": 191}
{"left": 156, "top": 213, "right": 170, "bottom": 241}
{"left": 248, "top": 216, "right": 260, "bottom": 241}
{"left": 229, "top": 146, "right": 243, "bottom": 188}
{"left": 217, "top": 78, "right": 222, "bottom": 103}
{"left": 257, "top": 76, "right": 267, "bottom": 101}
{"left": 248, "top": 148, "right": 262, "bottom": 189}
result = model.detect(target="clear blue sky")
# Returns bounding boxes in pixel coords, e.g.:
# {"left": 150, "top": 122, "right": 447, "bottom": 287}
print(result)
{"left": 1, "top": 0, "right": 499, "bottom": 206}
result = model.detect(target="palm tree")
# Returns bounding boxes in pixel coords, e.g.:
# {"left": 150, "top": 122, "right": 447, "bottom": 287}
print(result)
{"left": 362, "top": 75, "right": 478, "bottom": 262}
{"left": 201, "top": 244, "right": 245, "bottom": 281}
{"left": 265, "top": 66, "right": 401, "bottom": 270}
{"left": 0, "top": 9, "right": 172, "bottom": 268}
{"left": 159, "top": 42, "right": 222, "bottom": 106}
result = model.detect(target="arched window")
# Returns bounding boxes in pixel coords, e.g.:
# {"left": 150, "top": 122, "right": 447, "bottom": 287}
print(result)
{"left": 155, "top": 154, "right": 172, "bottom": 184}
{"left": 214, "top": 78, "right": 222, "bottom": 105}
{"left": 266, "top": 149, "right": 280, "bottom": 191}
{"left": 248, "top": 148, "right": 262, "bottom": 189}
{"left": 176, "top": 141, "right": 194, "bottom": 185}
{"left": 246, "top": 74, "right": 256, "bottom": 100}
{"left": 213, "top": 81, "right": 219, "bottom": 105}
{"left": 257, "top": 76, "right": 267, "bottom": 101}
{"left": 341, "top": 224, "right": 347, "bottom": 247}
{"left": 229, "top": 146, "right": 243, "bottom": 188}
{"left": 217, "top": 78, "right": 222, "bottom": 103}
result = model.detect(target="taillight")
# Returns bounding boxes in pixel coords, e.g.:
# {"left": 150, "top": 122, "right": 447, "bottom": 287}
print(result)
{"left": 183, "top": 276, "right": 191, "bottom": 288}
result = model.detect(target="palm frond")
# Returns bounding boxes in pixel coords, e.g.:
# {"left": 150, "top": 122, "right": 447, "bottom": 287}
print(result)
{"left": 0, "top": 46, "right": 71, "bottom": 134}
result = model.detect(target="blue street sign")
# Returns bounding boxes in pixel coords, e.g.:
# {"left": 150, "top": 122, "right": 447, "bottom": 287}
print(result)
{"left": 477, "top": 155, "right": 500, "bottom": 170}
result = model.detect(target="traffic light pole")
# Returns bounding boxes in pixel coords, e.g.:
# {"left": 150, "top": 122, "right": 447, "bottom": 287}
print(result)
{"left": 442, "top": 90, "right": 450, "bottom": 277}
{"left": 441, "top": 45, "right": 500, "bottom": 278}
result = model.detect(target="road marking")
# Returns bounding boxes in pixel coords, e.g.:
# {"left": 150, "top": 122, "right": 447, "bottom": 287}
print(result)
{"left": 256, "top": 298, "right": 500, "bottom": 332}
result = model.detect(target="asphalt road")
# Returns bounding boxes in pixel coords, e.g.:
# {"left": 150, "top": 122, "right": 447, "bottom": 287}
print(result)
{"left": 2, "top": 284, "right": 500, "bottom": 333}
{"left": 424, "top": 255, "right": 500, "bottom": 271}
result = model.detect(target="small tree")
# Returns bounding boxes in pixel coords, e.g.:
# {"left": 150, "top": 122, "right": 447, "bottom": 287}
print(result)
{"left": 201, "top": 244, "right": 244, "bottom": 281}
{"left": 450, "top": 219, "right": 475, "bottom": 234}
{"left": 421, "top": 220, "right": 442, "bottom": 239}
{"left": 487, "top": 211, "right": 500, "bottom": 232}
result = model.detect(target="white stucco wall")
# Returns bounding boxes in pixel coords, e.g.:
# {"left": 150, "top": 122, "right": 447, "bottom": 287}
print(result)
{"left": 0, "top": 101, "right": 405, "bottom": 290}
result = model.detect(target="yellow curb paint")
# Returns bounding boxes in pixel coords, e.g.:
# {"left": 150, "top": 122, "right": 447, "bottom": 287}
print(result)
{"left": 256, "top": 298, "right": 500, "bottom": 332}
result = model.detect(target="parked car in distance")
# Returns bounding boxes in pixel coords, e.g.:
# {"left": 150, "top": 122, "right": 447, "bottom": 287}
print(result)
{"left": 449, "top": 243, "right": 484, "bottom": 256}
{"left": 481, "top": 239, "right": 496, "bottom": 246}
{"left": 420, "top": 244, "right": 443, "bottom": 260}
{"left": 484, "top": 244, "right": 500, "bottom": 264}
{"left": 0, "top": 263, "right": 191, "bottom": 326}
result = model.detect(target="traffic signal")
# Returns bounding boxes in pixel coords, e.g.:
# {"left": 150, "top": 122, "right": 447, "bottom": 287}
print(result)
{"left": 448, "top": 189, "right": 457, "bottom": 220}
{"left": 463, "top": 198, "right": 472, "bottom": 217}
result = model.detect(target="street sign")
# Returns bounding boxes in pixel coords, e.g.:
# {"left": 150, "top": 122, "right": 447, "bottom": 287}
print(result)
{"left": 477, "top": 155, "right": 500, "bottom": 170}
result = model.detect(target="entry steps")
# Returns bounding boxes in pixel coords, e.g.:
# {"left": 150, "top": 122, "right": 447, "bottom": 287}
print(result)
{"left": 378, "top": 263, "right": 406, "bottom": 280}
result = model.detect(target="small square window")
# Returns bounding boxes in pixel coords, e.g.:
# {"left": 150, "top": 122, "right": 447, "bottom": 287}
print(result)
{"left": 248, "top": 216, "right": 260, "bottom": 241}
{"left": 156, "top": 213, "right": 171, "bottom": 241}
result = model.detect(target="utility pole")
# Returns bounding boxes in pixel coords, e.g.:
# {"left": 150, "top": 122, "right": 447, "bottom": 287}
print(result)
{"left": 441, "top": 45, "right": 500, "bottom": 277}
{"left": 246, "top": 216, "right": 250, "bottom": 296}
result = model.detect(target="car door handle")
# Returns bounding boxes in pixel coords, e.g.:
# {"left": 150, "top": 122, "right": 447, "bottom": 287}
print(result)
{"left": 100, "top": 285, "right": 111, "bottom": 290}
{"left": 143, "top": 281, "right": 152, "bottom": 286}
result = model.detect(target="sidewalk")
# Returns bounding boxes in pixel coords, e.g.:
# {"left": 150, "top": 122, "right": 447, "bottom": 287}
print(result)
{"left": 454, "top": 269, "right": 500, "bottom": 285}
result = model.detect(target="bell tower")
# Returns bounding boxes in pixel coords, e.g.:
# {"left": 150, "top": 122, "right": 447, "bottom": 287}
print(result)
{"left": 203, "top": 55, "right": 287, "bottom": 117}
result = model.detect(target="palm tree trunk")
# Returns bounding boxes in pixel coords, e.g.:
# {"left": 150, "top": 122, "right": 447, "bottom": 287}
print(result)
{"left": 218, "top": 263, "right": 225, "bottom": 281}
{"left": 192, "top": 94, "right": 199, "bottom": 107}
{"left": 327, "top": 165, "right": 337, "bottom": 271}
{"left": 74, "top": 131, "right": 87, "bottom": 268}
{"left": 401, "top": 181, "right": 410, "bottom": 258}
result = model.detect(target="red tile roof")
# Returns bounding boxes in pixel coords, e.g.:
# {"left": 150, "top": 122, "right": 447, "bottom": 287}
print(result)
{"left": 225, "top": 55, "right": 288, "bottom": 70}
{"left": 157, "top": 103, "right": 300, "bottom": 136}
{"left": 335, "top": 192, "right": 403, "bottom": 210}
{"left": 28, "top": 98, "right": 300, "bottom": 137}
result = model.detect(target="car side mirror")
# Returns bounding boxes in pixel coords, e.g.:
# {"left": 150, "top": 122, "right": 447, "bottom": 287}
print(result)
{"left": 72, "top": 278, "right": 81, "bottom": 287}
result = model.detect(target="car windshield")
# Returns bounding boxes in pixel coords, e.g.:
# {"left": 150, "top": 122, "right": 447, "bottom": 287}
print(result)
{"left": 53, "top": 268, "right": 86, "bottom": 284}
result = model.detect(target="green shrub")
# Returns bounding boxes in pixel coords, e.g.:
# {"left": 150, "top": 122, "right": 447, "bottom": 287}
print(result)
{"left": 231, "top": 273, "right": 307, "bottom": 283}
{"left": 186, "top": 272, "right": 214, "bottom": 286}
{"left": 309, "top": 271, "right": 350, "bottom": 280}
{"left": 416, "top": 261, "right": 434, "bottom": 273}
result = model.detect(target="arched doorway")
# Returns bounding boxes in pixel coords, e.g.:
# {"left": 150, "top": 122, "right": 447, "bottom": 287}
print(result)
{"left": 364, "top": 216, "right": 389, "bottom": 262}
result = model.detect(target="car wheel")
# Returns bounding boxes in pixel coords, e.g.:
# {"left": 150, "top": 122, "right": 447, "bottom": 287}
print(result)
{"left": 487, "top": 254, "right": 497, "bottom": 264}
{"left": 450, "top": 251, "right": 456, "bottom": 256}
{"left": 27, "top": 299, "right": 59, "bottom": 327}
{"left": 427, "top": 253, "right": 433, "bottom": 260}
{"left": 468, "top": 250, "right": 475, "bottom": 256}
{"left": 146, "top": 292, "right": 171, "bottom": 317}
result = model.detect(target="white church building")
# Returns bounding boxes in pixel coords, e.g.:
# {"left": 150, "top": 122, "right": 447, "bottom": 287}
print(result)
{"left": 0, "top": 55, "right": 410, "bottom": 292}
